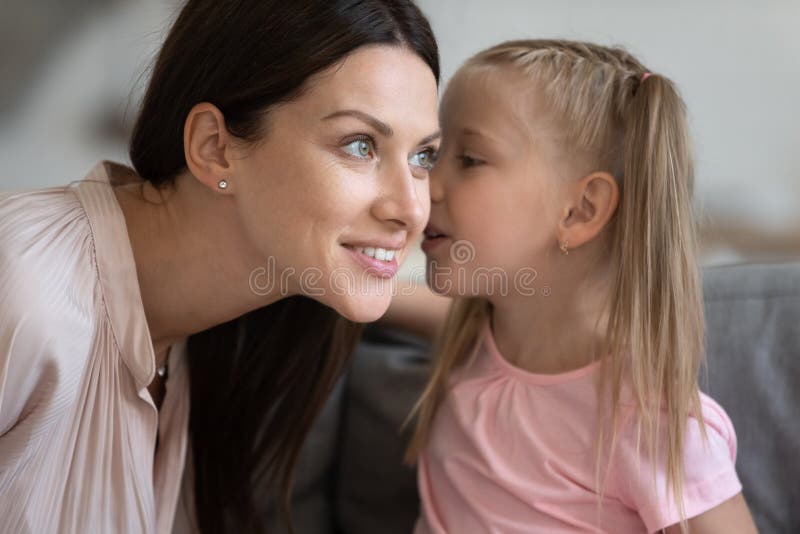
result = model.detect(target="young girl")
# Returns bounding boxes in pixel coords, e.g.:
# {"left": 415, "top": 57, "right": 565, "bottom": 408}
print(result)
{"left": 402, "top": 40, "right": 758, "bottom": 533}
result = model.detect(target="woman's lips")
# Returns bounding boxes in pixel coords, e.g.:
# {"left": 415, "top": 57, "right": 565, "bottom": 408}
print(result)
{"left": 342, "top": 245, "right": 399, "bottom": 278}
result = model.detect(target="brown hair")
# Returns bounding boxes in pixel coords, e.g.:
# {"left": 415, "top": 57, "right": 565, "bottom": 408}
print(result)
{"left": 407, "top": 40, "right": 703, "bottom": 531}
{"left": 129, "top": 1, "right": 439, "bottom": 532}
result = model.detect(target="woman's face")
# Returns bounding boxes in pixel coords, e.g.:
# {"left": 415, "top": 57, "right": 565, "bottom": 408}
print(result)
{"left": 232, "top": 45, "right": 439, "bottom": 322}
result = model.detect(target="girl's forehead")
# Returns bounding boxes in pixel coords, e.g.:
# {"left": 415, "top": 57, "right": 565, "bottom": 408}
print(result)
{"left": 440, "top": 66, "right": 546, "bottom": 141}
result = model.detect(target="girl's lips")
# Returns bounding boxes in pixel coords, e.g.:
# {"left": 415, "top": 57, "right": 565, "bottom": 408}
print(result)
{"left": 423, "top": 222, "right": 448, "bottom": 239}
{"left": 343, "top": 245, "right": 399, "bottom": 279}
{"left": 421, "top": 235, "right": 450, "bottom": 254}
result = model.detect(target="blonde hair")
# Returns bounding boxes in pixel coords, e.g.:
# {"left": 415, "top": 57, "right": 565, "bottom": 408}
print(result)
{"left": 406, "top": 40, "right": 705, "bottom": 530}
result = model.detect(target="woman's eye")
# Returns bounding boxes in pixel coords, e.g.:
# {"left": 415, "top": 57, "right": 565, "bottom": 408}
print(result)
{"left": 410, "top": 148, "right": 437, "bottom": 171}
{"left": 342, "top": 138, "right": 374, "bottom": 159}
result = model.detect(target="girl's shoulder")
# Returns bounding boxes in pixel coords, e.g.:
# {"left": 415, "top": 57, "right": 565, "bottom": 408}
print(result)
{"left": 695, "top": 392, "right": 738, "bottom": 460}
{"left": 611, "top": 393, "right": 741, "bottom": 532}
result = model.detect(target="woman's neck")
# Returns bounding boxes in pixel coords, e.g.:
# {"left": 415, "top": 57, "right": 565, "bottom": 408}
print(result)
{"left": 113, "top": 170, "right": 284, "bottom": 365}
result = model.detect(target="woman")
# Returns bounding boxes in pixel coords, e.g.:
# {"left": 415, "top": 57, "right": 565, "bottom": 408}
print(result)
{"left": 0, "top": 1, "right": 440, "bottom": 532}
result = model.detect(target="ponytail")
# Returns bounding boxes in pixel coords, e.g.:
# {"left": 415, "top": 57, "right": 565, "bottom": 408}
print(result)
{"left": 604, "top": 73, "right": 705, "bottom": 529}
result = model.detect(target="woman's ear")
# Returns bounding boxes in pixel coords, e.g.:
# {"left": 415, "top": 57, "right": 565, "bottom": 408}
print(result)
{"left": 558, "top": 171, "right": 619, "bottom": 251}
{"left": 183, "top": 102, "right": 236, "bottom": 193}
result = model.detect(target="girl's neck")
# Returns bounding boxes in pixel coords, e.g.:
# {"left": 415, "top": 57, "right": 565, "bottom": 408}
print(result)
{"left": 490, "top": 272, "right": 610, "bottom": 375}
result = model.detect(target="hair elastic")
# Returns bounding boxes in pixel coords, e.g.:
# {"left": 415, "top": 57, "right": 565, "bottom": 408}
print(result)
{"left": 641, "top": 72, "right": 652, "bottom": 82}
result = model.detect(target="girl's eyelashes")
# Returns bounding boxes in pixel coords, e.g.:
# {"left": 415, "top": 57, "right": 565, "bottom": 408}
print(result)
{"left": 341, "top": 135, "right": 376, "bottom": 160}
{"left": 457, "top": 154, "right": 484, "bottom": 168}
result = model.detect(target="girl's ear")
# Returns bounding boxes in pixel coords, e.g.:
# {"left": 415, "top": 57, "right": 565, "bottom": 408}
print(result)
{"left": 558, "top": 171, "right": 620, "bottom": 250}
{"left": 183, "top": 102, "right": 237, "bottom": 193}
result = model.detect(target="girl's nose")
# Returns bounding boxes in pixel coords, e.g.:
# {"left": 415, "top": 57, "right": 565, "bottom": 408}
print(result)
{"left": 429, "top": 164, "right": 445, "bottom": 204}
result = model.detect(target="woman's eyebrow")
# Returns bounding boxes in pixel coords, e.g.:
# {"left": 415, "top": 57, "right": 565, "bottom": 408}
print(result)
{"left": 322, "top": 109, "right": 393, "bottom": 136}
{"left": 418, "top": 131, "right": 441, "bottom": 146}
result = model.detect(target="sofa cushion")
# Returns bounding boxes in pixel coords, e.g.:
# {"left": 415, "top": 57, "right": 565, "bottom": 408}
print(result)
{"left": 700, "top": 262, "right": 800, "bottom": 533}
{"left": 334, "top": 326, "right": 429, "bottom": 534}
{"left": 264, "top": 378, "right": 346, "bottom": 534}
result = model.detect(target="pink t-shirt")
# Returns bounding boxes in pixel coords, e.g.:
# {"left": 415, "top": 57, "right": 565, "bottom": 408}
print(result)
{"left": 416, "top": 321, "right": 742, "bottom": 534}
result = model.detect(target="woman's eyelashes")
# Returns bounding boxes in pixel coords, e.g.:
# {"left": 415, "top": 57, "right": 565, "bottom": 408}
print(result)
{"left": 410, "top": 146, "right": 438, "bottom": 171}
{"left": 341, "top": 135, "right": 376, "bottom": 160}
{"left": 339, "top": 134, "right": 438, "bottom": 174}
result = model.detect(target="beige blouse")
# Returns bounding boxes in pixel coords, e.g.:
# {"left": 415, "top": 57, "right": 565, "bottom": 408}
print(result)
{"left": 0, "top": 162, "right": 197, "bottom": 533}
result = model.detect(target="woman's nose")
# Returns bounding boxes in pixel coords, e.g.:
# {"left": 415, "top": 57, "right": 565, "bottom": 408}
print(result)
{"left": 372, "top": 164, "right": 428, "bottom": 230}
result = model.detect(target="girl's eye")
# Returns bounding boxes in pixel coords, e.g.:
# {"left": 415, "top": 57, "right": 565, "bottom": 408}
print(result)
{"left": 342, "top": 138, "right": 374, "bottom": 159}
{"left": 409, "top": 148, "right": 438, "bottom": 171}
{"left": 458, "top": 155, "right": 483, "bottom": 168}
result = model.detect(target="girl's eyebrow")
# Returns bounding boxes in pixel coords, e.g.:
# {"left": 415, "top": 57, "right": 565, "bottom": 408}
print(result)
{"left": 461, "top": 127, "right": 501, "bottom": 146}
{"left": 322, "top": 109, "right": 393, "bottom": 136}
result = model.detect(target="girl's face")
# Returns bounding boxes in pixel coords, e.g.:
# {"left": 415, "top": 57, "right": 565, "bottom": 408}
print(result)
{"left": 423, "top": 68, "right": 566, "bottom": 298}
{"left": 232, "top": 45, "right": 440, "bottom": 322}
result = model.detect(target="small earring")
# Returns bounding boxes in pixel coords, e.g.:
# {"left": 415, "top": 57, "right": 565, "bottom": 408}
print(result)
{"left": 560, "top": 241, "right": 569, "bottom": 255}
{"left": 217, "top": 179, "right": 228, "bottom": 190}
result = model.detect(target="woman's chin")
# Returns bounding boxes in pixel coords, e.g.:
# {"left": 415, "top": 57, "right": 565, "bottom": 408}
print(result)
{"left": 326, "top": 292, "right": 392, "bottom": 323}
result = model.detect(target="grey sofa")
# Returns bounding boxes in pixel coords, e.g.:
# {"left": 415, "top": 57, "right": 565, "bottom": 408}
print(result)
{"left": 267, "top": 263, "right": 800, "bottom": 534}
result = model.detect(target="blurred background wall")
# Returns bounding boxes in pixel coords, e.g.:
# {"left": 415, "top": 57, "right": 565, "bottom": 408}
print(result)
{"left": 0, "top": 0, "right": 177, "bottom": 189}
{"left": 1, "top": 0, "right": 798, "bottom": 266}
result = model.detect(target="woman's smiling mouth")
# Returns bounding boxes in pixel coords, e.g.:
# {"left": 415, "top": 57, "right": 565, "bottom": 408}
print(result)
{"left": 342, "top": 241, "right": 405, "bottom": 278}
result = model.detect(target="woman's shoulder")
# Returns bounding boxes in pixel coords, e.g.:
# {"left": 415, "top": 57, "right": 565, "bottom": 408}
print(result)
{"left": 0, "top": 182, "right": 98, "bottom": 309}
{"left": 0, "top": 182, "right": 90, "bottom": 252}
{"left": 0, "top": 184, "right": 102, "bottom": 435}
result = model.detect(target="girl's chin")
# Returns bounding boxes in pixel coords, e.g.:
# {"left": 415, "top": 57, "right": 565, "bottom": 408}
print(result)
{"left": 425, "top": 271, "right": 457, "bottom": 297}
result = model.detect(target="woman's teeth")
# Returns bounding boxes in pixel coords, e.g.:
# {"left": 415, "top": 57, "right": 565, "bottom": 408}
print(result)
{"left": 354, "top": 247, "right": 397, "bottom": 262}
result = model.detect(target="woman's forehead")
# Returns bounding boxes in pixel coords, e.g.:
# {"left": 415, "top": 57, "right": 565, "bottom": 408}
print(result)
{"left": 281, "top": 45, "right": 440, "bottom": 135}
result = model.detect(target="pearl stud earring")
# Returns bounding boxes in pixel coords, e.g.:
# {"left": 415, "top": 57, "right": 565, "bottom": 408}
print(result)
{"left": 218, "top": 179, "right": 228, "bottom": 190}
